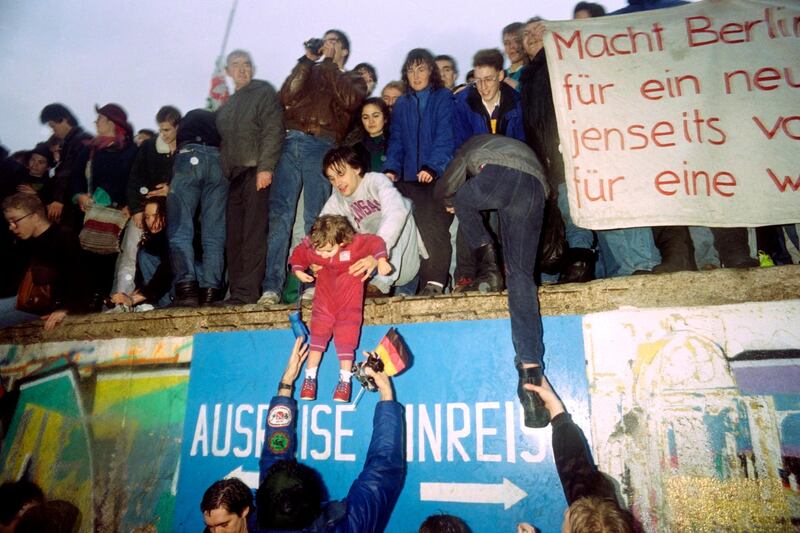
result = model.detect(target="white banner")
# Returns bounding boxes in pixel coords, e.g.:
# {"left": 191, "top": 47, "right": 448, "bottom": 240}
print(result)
{"left": 544, "top": 0, "right": 800, "bottom": 229}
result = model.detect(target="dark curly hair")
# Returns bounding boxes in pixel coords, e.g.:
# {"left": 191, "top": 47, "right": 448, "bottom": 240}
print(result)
{"left": 401, "top": 48, "right": 444, "bottom": 92}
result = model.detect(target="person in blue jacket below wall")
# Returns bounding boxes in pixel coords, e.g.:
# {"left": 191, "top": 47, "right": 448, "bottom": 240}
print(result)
{"left": 199, "top": 338, "right": 405, "bottom": 533}
{"left": 383, "top": 48, "right": 455, "bottom": 297}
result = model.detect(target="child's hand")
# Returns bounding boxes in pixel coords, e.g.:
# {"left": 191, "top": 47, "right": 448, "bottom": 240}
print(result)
{"left": 294, "top": 270, "right": 315, "bottom": 283}
{"left": 376, "top": 257, "right": 393, "bottom": 276}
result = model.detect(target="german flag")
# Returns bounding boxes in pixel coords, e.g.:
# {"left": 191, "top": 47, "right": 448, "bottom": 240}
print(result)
{"left": 373, "top": 328, "right": 410, "bottom": 377}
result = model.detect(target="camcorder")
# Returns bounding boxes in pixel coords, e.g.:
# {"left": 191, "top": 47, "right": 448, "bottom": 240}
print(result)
{"left": 303, "top": 38, "right": 325, "bottom": 54}
{"left": 351, "top": 352, "right": 384, "bottom": 392}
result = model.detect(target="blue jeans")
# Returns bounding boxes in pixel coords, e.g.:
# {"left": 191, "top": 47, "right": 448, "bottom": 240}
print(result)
{"left": 137, "top": 248, "right": 173, "bottom": 308}
{"left": 263, "top": 131, "right": 332, "bottom": 294}
{"left": 689, "top": 226, "right": 720, "bottom": 269}
{"left": 454, "top": 164, "right": 546, "bottom": 367}
{"left": 167, "top": 144, "right": 228, "bottom": 288}
{"left": 0, "top": 297, "right": 40, "bottom": 329}
{"left": 557, "top": 182, "right": 594, "bottom": 249}
{"left": 596, "top": 227, "right": 661, "bottom": 277}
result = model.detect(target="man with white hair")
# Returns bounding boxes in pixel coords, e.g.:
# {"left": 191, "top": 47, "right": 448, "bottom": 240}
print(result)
{"left": 216, "top": 49, "right": 285, "bottom": 305}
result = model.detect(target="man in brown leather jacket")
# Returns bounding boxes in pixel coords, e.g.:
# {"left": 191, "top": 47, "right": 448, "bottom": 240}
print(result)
{"left": 260, "top": 29, "right": 367, "bottom": 304}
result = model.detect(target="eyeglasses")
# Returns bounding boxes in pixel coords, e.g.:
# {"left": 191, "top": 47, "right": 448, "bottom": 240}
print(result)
{"left": 475, "top": 76, "right": 499, "bottom": 86}
{"left": 7, "top": 212, "right": 34, "bottom": 226}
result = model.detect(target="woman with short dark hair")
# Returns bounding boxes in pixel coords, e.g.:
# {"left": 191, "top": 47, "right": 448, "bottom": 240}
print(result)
{"left": 353, "top": 97, "right": 391, "bottom": 173}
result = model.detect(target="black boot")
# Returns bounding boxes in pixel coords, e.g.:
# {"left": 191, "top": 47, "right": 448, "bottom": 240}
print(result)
{"left": 558, "top": 248, "right": 596, "bottom": 284}
{"left": 199, "top": 287, "right": 223, "bottom": 306}
{"left": 711, "top": 227, "right": 758, "bottom": 268}
{"left": 517, "top": 364, "right": 551, "bottom": 428}
{"left": 470, "top": 243, "right": 504, "bottom": 293}
{"left": 172, "top": 281, "right": 199, "bottom": 308}
{"left": 652, "top": 226, "right": 697, "bottom": 274}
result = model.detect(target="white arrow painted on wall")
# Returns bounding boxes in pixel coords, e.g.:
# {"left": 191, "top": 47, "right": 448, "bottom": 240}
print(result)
{"left": 225, "top": 465, "right": 259, "bottom": 489}
{"left": 420, "top": 478, "right": 528, "bottom": 510}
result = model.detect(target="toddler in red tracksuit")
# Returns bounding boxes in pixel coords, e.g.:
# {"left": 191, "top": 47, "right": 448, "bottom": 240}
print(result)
{"left": 289, "top": 214, "right": 392, "bottom": 402}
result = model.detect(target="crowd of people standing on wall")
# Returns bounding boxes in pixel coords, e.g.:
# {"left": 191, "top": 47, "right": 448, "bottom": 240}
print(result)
{"left": 2, "top": 0, "right": 796, "bottom": 332}
{"left": 4, "top": 1, "right": 796, "bottom": 532}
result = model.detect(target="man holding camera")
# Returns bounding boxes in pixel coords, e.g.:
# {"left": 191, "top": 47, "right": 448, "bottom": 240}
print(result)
{"left": 235, "top": 338, "right": 405, "bottom": 532}
{"left": 261, "top": 30, "right": 367, "bottom": 304}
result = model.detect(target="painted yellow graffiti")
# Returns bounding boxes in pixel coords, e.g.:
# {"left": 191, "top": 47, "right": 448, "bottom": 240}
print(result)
{"left": 666, "top": 476, "right": 792, "bottom": 532}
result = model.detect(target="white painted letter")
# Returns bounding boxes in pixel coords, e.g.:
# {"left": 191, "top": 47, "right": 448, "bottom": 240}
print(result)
{"left": 335, "top": 404, "right": 356, "bottom": 461}
{"left": 519, "top": 407, "right": 548, "bottom": 463}
{"left": 190, "top": 404, "right": 208, "bottom": 456}
{"left": 476, "top": 402, "right": 501, "bottom": 462}
{"left": 310, "top": 405, "right": 332, "bottom": 460}
{"left": 405, "top": 404, "right": 414, "bottom": 462}
{"left": 446, "top": 403, "right": 471, "bottom": 462}
{"left": 255, "top": 404, "right": 269, "bottom": 458}
{"left": 418, "top": 404, "right": 443, "bottom": 462}
{"left": 233, "top": 404, "right": 254, "bottom": 458}
{"left": 212, "top": 404, "right": 233, "bottom": 457}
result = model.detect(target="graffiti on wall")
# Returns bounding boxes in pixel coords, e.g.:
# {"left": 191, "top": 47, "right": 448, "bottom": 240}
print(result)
{"left": 0, "top": 337, "right": 192, "bottom": 532}
{"left": 583, "top": 300, "right": 800, "bottom": 532}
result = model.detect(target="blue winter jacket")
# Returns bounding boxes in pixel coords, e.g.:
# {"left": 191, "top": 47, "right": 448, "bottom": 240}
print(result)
{"left": 453, "top": 83, "right": 526, "bottom": 149}
{"left": 252, "top": 396, "right": 406, "bottom": 533}
{"left": 612, "top": 0, "right": 688, "bottom": 14}
{"left": 383, "top": 87, "right": 455, "bottom": 181}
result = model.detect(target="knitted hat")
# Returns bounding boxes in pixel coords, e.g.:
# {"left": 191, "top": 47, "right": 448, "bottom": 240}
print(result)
{"left": 95, "top": 103, "right": 133, "bottom": 136}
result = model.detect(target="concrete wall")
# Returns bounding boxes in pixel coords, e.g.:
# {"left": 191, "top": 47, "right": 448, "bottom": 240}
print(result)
{"left": 1, "top": 266, "right": 799, "bottom": 532}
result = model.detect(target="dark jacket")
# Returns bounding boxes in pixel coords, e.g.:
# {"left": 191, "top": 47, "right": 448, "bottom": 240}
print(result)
{"left": 281, "top": 57, "right": 367, "bottom": 144}
{"left": 177, "top": 109, "right": 221, "bottom": 148}
{"left": 127, "top": 136, "right": 175, "bottom": 213}
{"left": 353, "top": 134, "right": 387, "bottom": 173}
{"left": 216, "top": 79, "right": 285, "bottom": 178}
{"left": 552, "top": 412, "right": 617, "bottom": 504}
{"left": 19, "top": 172, "right": 55, "bottom": 206}
{"left": 520, "top": 51, "right": 564, "bottom": 190}
{"left": 453, "top": 83, "right": 525, "bottom": 148}
{"left": 18, "top": 224, "right": 91, "bottom": 314}
{"left": 136, "top": 230, "right": 172, "bottom": 304}
{"left": 254, "top": 396, "right": 405, "bottom": 533}
{"left": 436, "top": 134, "right": 549, "bottom": 208}
{"left": 613, "top": 0, "right": 688, "bottom": 13}
{"left": 383, "top": 87, "right": 455, "bottom": 182}
{"left": 51, "top": 125, "right": 92, "bottom": 205}
{"left": 72, "top": 141, "right": 138, "bottom": 208}
{"left": 0, "top": 146, "right": 26, "bottom": 297}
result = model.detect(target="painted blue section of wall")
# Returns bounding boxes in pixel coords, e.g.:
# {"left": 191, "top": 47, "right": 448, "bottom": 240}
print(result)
{"left": 173, "top": 316, "right": 589, "bottom": 533}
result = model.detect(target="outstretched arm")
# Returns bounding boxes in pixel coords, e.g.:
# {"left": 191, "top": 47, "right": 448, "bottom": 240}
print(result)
{"left": 342, "top": 365, "right": 405, "bottom": 532}
{"left": 526, "top": 379, "right": 614, "bottom": 504}
{"left": 258, "top": 339, "right": 309, "bottom": 484}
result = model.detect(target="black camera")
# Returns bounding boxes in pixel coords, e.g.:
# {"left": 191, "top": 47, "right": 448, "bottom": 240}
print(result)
{"left": 352, "top": 352, "right": 384, "bottom": 392}
{"left": 304, "top": 38, "right": 325, "bottom": 54}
